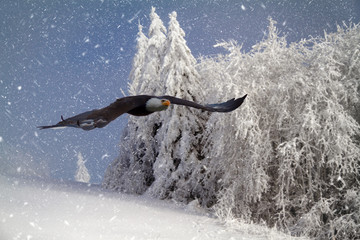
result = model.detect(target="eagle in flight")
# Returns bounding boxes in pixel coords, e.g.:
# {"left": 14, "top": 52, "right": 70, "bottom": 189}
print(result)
{"left": 38, "top": 94, "right": 247, "bottom": 131}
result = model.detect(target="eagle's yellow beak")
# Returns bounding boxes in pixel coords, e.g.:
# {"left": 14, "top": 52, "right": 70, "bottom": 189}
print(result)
{"left": 162, "top": 100, "right": 170, "bottom": 106}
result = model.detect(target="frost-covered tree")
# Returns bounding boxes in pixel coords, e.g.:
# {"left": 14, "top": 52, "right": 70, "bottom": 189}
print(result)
{"left": 137, "top": 6, "right": 167, "bottom": 95}
{"left": 199, "top": 19, "right": 360, "bottom": 239}
{"left": 104, "top": 12, "right": 359, "bottom": 239}
{"left": 315, "top": 23, "right": 360, "bottom": 126}
{"left": 146, "top": 11, "right": 209, "bottom": 203}
{"left": 128, "top": 23, "right": 148, "bottom": 95}
{"left": 103, "top": 7, "right": 167, "bottom": 194}
{"left": 75, "top": 152, "right": 90, "bottom": 183}
{"left": 104, "top": 10, "right": 213, "bottom": 205}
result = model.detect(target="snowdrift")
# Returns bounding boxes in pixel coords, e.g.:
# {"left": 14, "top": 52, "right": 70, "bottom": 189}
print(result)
{"left": 0, "top": 175, "right": 300, "bottom": 240}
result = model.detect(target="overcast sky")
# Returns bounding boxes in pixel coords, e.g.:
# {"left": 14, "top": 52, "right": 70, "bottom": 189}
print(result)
{"left": 1, "top": 0, "right": 359, "bottom": 183}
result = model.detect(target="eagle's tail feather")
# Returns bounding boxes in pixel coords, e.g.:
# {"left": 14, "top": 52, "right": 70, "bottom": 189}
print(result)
{"left": 37, "top": 124, "right": 69, "bottom": 130}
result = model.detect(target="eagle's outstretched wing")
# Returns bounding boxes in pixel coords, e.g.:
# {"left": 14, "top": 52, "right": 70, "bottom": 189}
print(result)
{"left": 162, "top": 94, "right": 247, "bottom": 112}
{"left": 37, "top": 95, "right": 152, "bottom": 130}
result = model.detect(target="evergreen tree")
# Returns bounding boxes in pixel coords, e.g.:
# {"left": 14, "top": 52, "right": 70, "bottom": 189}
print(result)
{"left": 75, "top": 152, "right": 90, "bottom": 183}
{"left": 128, "top": 23, "right": 148, "bottom": 95}
{"left": 104, "top": 11, "right": 211, "bottom": 204}
{"left": 138, "top": 6, "right": 167, "bottom": 95}
{"left": 103, "top": 7, "right": 167, "bottom": 194}
{"left": 146, "top": 11, "right": 208, "bottom": 204}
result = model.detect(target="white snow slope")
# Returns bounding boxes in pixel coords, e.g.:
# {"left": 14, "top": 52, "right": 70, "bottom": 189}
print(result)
{"left": 0, "top": 175, "right": 304, "bottom": 240}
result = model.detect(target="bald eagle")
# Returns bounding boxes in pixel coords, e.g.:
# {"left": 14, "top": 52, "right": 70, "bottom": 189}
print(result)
{"left": 38, "top": 94, "right": 247, "bottom": 131}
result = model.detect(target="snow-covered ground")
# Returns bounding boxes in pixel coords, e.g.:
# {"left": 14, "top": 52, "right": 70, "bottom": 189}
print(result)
{"left": 0, "top": 174, "right": 304, "bottom": 240}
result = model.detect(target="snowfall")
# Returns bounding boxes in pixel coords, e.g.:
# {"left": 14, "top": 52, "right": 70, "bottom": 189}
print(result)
{"left": 0, "top": 174, "right": 305, "bottom": 240}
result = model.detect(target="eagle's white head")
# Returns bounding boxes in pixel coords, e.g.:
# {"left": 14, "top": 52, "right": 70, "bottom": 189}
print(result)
{"left": 146, "top": 98, "right": 170, "bottom": 112}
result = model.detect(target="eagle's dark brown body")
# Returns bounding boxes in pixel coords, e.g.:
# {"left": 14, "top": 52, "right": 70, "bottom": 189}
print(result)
{"left": 38, "top": 94, "right": 247, "bottom": 131}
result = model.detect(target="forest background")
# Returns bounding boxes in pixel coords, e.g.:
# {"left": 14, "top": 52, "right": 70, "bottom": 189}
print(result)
{"left": 103, "top": 8, "right": 360, "bottom": 239}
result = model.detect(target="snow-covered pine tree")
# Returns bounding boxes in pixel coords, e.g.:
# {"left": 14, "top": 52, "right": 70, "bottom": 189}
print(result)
{"left": 103, "top": 7, "right": 167, "bottom": 194}
{"left": 128, "top": 23, "right": 148, "bottom": 96}
{"left": 146, "top": 11, "right": 211, "bottom": 204}
{"left": 137, "top": 6, "right": 167, "bottom": 95}
{"left": 75, "top": 152, "right": 90, "bottom": 183}
{"left": 104, "top": 10, "right": 214, "bottom": 204}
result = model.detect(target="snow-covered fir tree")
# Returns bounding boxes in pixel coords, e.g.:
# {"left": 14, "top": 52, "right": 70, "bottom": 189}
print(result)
{"left": 137, "top": 6, "right": 167, "bottom": 95}
{"left": 103, "top": 7, "right": 167, "bottom": 194}
{"left": 146, "top": 11, "right": 209, "bottom": 203}
{"left": 128, "top": 23, "right": 148, "bottom": 96}
{"left": 104, "top": 10, "right": 213, "bottom": 204}
{"left": 75, "top": 152, "right": 90, "bottom": 183}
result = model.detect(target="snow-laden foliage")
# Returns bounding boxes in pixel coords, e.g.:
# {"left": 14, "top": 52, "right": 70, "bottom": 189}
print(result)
{"left": 104, "top": 10, "right": 360, "bottom": 239}
{"left": 136, "top": 6, "right": 167, "bottom": 96}
{"left": 146, "top": 11, "right": 209, "bottom": 203}
{"left": 104, "top": 7, "right": 166, "bottom": 194}
{"left": 75, "top": 152, "right": 90, "bottom": 183}
{"left": 128, "top": 24, "right": 148, "bottom": 96}
{"left": 200, "top": 20, "right": 360, "bottom": 239}
{"left": 104, "top": 9, "right": 210, "bottom": 203}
